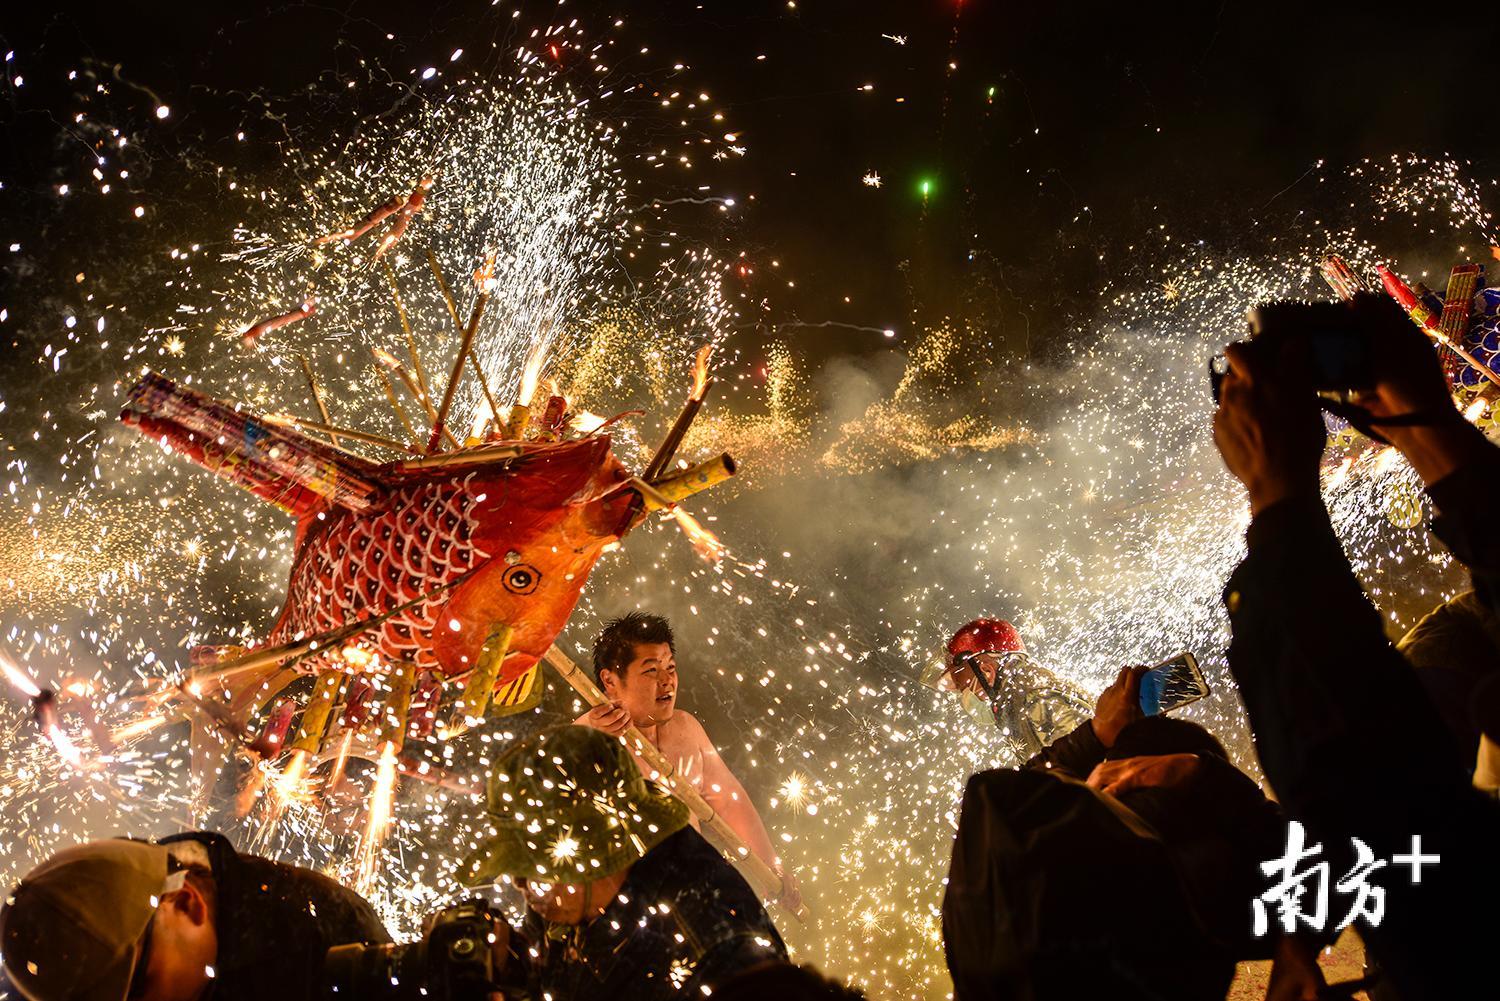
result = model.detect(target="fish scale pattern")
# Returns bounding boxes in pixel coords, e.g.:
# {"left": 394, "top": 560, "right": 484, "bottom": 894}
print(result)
{"left": 271, "top": 472, "right": 490, "bottom": 673}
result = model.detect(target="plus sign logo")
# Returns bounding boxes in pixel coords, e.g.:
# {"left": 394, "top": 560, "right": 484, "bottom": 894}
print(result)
{"left": 1253, "top": 824, "right": 1442, "bottom": 935}
{"left": 1391, "top": 835, "right": 1441, "bottom": 884}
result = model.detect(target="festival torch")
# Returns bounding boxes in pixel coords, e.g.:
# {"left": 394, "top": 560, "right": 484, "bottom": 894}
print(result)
{"left": 502, "top": 342, "right": 549, "bottom": 440}
{"left": 1, "top": 652, "right": 88, "bottom": 770}
{"left": 643, "top": 345, "right": 714, "bottom": 481}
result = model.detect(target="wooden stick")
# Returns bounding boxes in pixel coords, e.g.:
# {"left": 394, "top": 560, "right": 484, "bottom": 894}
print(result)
{"left": 427, "top": 246, "right": 464, "bottom": 332}
{"left": 157, "top": 570, "right": 481, "bottom": 700}
{"left": 643, "top": 379, "right": 714, "bottom": 482}
{"left": 394, "top": 443, "right": 522, "bottom": 472}
{"left": 263, "top": 414, "right": 417, "bottom": 454}
{"left": 428, "top": 248, "right": 504, "bottom": 429}
{"left": 297, "top": 354, "right": 340, "bottom": 447}
{"left": 383, "top": 259, "right": 434, "bottom": 403}
{"left": 372, "top": 364, "right": 423, "bottom": 449}
{"left": 374, "top": 349, "right": 460, "bottom": 448}
{"left": 541, "top": 644, "right": 805, "bottom": 919}
{"left": 428, "top": 291, "right": 489, "bottom": 452}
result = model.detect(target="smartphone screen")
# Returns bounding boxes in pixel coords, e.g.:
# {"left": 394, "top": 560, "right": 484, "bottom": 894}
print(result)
{"left": 1138, "top": 652, "right": 1210, "bottom": 715}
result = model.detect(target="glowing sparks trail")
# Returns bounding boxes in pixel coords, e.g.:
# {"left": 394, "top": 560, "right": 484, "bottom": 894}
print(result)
{"left": 3, "top": 10, "right": 1500, "bottom": 994}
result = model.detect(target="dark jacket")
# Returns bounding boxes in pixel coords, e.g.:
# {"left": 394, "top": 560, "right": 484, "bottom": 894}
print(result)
{"left": 159, "top": 832, "right": 392, "bottom": 1001}
{"left": 1397, "top": 588, "right": 1500, "bottom": 759}
{"left": 1224, "top": 493, "right": 1500, "bottom": 1001}
{"left": 521, "top": 826, "right": 786, "bottom": 1001}
{"left": 1020, "top": 717, "right": 1289, "bottom": 958}
{"left": 943, "top": 767, "right": 1237, "bottom": 1001}
{"left": 1428, "top": 454, "right": 1500, "bottom": 614}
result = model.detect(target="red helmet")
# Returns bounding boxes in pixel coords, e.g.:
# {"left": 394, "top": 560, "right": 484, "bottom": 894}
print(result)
{"left": 946, "top": 618, "right": 1026, "bottom": 665}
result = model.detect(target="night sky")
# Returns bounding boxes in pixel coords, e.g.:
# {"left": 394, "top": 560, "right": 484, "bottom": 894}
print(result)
{"left": 5, "top": 2, "right": 1497, "bottom": 356}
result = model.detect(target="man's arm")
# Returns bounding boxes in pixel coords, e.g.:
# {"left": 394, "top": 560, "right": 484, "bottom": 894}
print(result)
{"left": 677, "top": 712, "right": 801, "bottom": 910}
{"left": 1021, "top": 664, "right": 1147, "bottom": 776}
{"left": 1213, "top": 326, "right": 1500, "bottom": 998}
{"left": 1334, "top": 294, "right": 1500, "bottom": 603}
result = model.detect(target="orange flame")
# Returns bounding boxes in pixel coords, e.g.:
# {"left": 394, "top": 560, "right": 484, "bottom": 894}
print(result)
{"left": 372, "top": 347, "right": 403, "bottom": 370}
{"left": 356, "top": 740, "right": 401, "bottom": 890}
{"left": 473, "top": 250, "right": 499, "bottom": 289}
{"left": 0, "top": 652, "right": 41, "bottom": 698}
{"left": 690, "top": 344, "right": 714, "bottom": 401}
{"left": 45, "top": 723, "right": 86, "bottom": 770}
{"left": 671, "top": 507, "right": 726, "bottom": 563}
{"left": 574, "top": 410, "right": 608, "bottom": 434}
{"left": 111, "top": 714, "right": 170, "bottom": 744}
{"left": 269, "top": 748, "right": 314, "bottom": 807}
{"left": 518, "top": 341, "right": 549, "bottom": 408}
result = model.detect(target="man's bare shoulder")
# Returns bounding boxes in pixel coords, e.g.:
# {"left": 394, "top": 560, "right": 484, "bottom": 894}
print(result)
{"left": 662, "top": 709, "right": 714, "bottom": 748}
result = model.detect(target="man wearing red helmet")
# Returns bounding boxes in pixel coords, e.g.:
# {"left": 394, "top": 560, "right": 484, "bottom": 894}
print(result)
{"left": 936, "top": 617, "right": 1094, "bottom": 762}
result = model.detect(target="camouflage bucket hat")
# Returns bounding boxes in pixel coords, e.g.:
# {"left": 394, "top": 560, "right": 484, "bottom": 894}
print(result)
{"left": 458, "top": 725, "right": 690, "bottom": 886}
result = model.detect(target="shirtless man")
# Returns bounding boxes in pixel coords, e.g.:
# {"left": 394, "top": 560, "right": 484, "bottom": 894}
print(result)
{"left": 575, "top": 612, "right": 802, "bottom": 913}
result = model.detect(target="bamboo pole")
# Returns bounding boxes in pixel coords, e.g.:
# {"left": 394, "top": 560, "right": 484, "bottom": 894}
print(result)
{"left": 445, "top": 624, "right": 514, "bottom": 734}
{"left": 263, "top": 414, "right": 418, "bottom": 455}
{"left": 541, "top": 644, "right": 804, "bottom": 919}
{"left": 372, "top": 365, "right": 423, "bottom": 449}
{"left": 426, "top": 247, "right": 464, "bottom": 332}
{"left": 297, "top": 354, "right": 341, "bottom": 447}
{"left": 428, "top": 291, "right": 490, "bottom": 452}
{"left": 643, "top": 379, "right": 714, "bottom": 482}
{"left": 157, "top": 569, "right": 481, "bottom": 699}
{"left": 394, "top": 443, "right": 522, "bottom": 472}
{"left": 382, "top": 259, "right": 434, "bottom": 403}
{"left": 427, "top": 247, "right": 503, "bottom": 428}
{"left": 374, "top": 349, "right": 460, "bottom": 448}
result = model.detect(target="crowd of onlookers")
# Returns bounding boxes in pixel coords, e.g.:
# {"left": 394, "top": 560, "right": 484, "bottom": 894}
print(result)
{"left": 944, "top": 294, "right": 1499, "bottom": 1001}
{"left": 4, "top": 295, "right": 1496, "bottom": 1001}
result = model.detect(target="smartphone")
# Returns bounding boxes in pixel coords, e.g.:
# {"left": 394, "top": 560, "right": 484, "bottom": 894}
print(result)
{"left": 1138, "top": 652, "right": 1209, "bottom": 716}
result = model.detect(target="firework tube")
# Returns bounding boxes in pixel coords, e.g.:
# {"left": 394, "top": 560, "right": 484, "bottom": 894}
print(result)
{"left": 298, "top": 354, "right": 340, "bottom": 447}
{"left": 642, "top": 380, "right": 714, "bottom": 482}
{"left": 541, "top": 645, "right": 804, "bottom": 920}
{"left": 240, "top": 299, "right": 316, "bottom": 350}
{"left": 428, "top": 291, "right": 489, "bottom": 453}
{"left": 249, "top": 698, "right": 298, "bottom": 758}
{"left": 378, "top": 662, "right": 419, "bottom": 748}
{"left": 1319, "top": 255, "right": 1367, "bottom": 301}
{"left": 121, "top": 372, "right": 383, "bottom": 515}
{"left": 1439, "top": 265, "right": 1482, "bottom": 341}
{"left": 372, "top": 177, "right": 434, "bottom": 261}
{"left": 1379, "top": 265, "right": 1440, "bottom": 327}
{"left": 446, "top": 624, "right": 514, "bottom": 733}
{"left": 539, "top": 395, "right": 568, "bottom": 439}
{"left": 502, "top": 403, "right": 531, "bottom": 441}
{"left": 1378, "top": 265, "right": 1500, "bottom": 389}
{"left": 643, "top": 453, "right": 737, "bottom": 510}
{"left": 317, "top": 194, "right": 402, "bottom": 245}
{"left": 290, "top": 670, "right": 347, "bottom": 755}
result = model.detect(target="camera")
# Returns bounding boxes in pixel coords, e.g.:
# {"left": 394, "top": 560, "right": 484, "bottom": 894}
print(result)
{"left": 324, "top": 900, "right": 529, "bottom": 1001}
{"left": 1209, "top": 300, "right": 1374, "bottom": 403}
